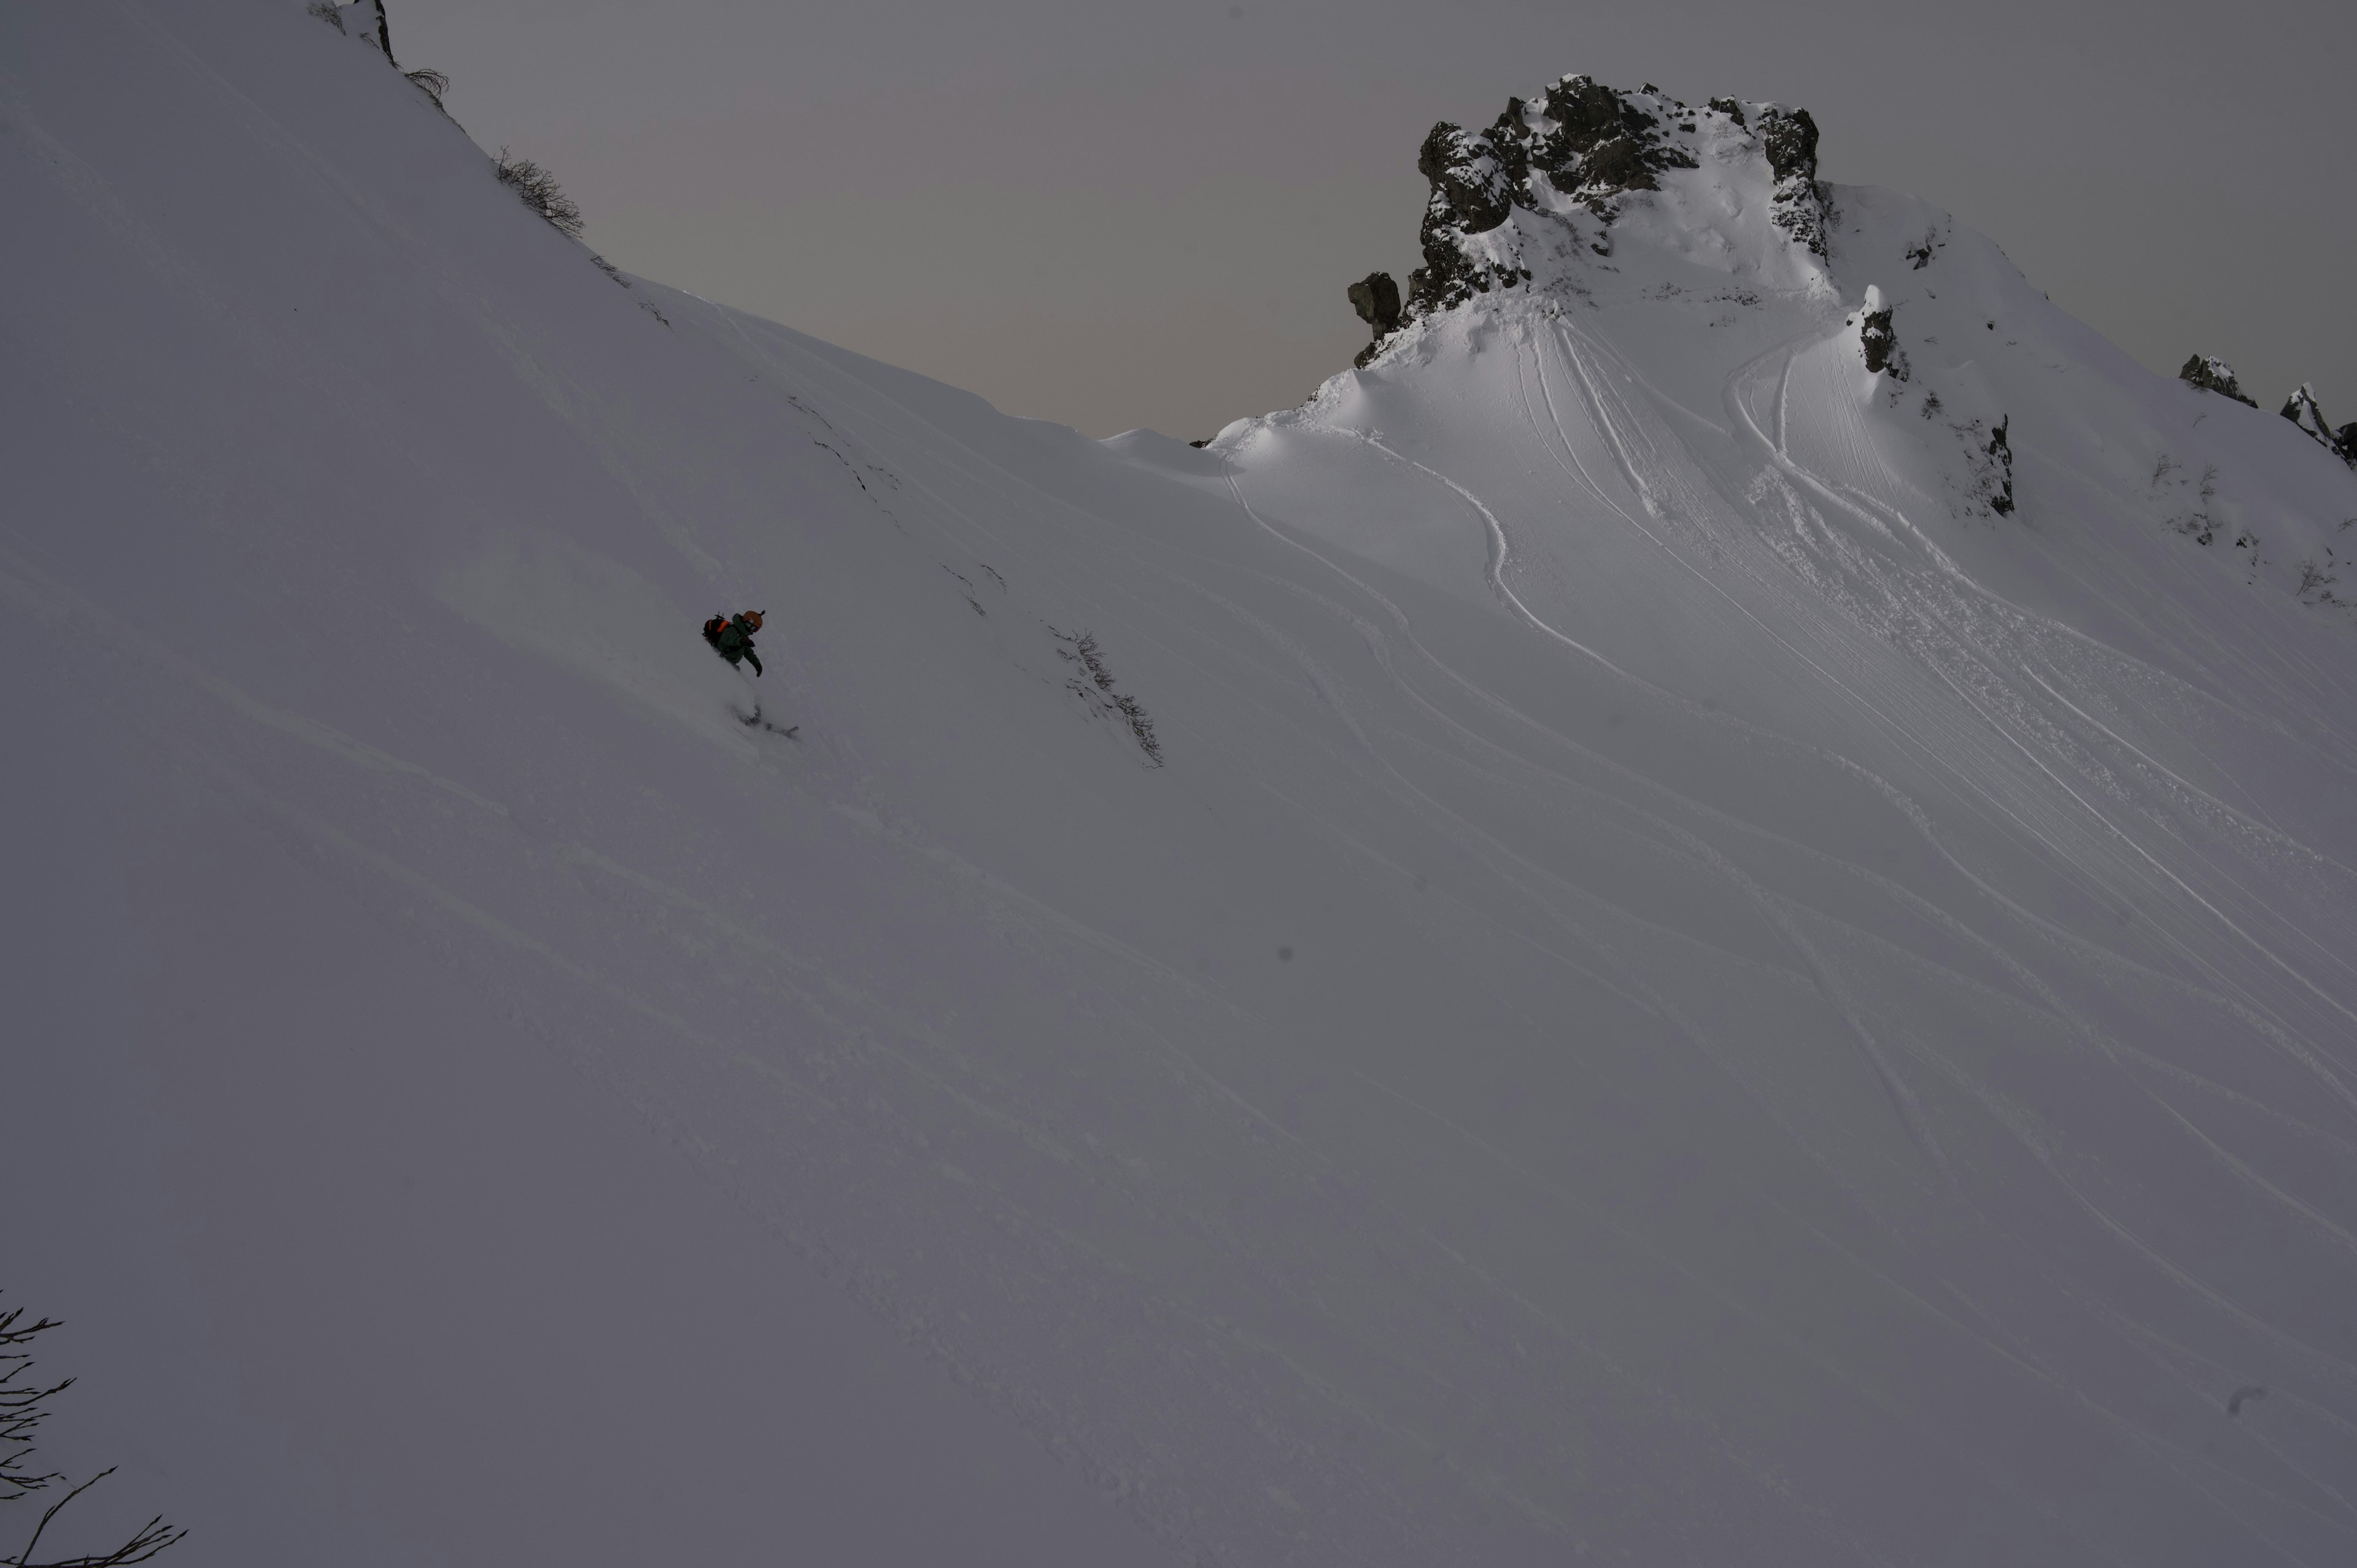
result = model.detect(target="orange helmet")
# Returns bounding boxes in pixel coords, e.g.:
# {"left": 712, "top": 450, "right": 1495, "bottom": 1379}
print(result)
{"left": 743, "top": 610, "right": 765, "bottom": 631}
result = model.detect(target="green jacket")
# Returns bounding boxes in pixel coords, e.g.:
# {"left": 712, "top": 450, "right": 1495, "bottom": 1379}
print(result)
{"left": 715, "top": 616, "right": 757, "bottom": 657}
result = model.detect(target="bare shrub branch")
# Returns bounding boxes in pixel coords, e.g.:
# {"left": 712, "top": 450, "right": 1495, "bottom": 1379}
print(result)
{"left": 1, "top": 1302, "right": 185, "bottom": 1568}
{"left": 494, "top": 149, "right": 584, "bottom": 240}
{"left": 2293, "top": 558, "right": 2342, "bottom": 605}
{"left": 1053, "top": 629, "right": 1163, "bottom": 765}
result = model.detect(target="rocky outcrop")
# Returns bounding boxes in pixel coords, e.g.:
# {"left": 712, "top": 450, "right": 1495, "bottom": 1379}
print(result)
{"left": 1756, "top": 106, "right": 1827, "bottom": 257}
{"left": 2280, "top": 384, "right": 2357, "bottom": 468}
{"left": 1407, "top": 122, "right": 1534, "bottom": 315}
{"left": 1858, "top": 287, "right": 1907, "bottom": 380}
{"left": 1986, "top": 417, "right": 2015, "bottom": 516}
{"left": 1417, "top": 124, "right": 1515, "bottom": 234}
{"left": 1522, "top": 75, "right": 1698, "bottom": 216}
{"left": 1364, "top": 75, "right": 1834, "bottom": 326}
{"left": 1347, "top": 272, "right": 1403, "bottom": 368}
{"left": 2180, "top": 355, "right": 2258, "bottom": 407}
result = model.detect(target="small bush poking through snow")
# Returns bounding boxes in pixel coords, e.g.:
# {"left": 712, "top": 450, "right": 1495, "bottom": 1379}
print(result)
{"left": 403, "top": 68, "right": 449, "bottom": 109}
{"left": 306, "top": 1, "right": 343, "bottom": 31}
{"left": 494, "top": 149, "right": 584, "bottom": 239}
{"left": 1053, "top": 630, "right": 1163, "bottom": 766}
{"left": 2292, "top": 558, "right": 2343, "bottom": 607}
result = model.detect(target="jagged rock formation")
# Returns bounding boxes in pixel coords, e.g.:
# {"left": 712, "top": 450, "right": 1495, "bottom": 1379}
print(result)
{"left": 322, "top": 0, "right": 394, "bottom": 61}
{"left": 1365, "top": 75, "right": 1833, "bottom": 329}
{"left": 1346, "top": 271, "right": 1403, "bottom": 368}
{"left": 2282, "top": 383, "right": 2331, "bottom": 441}
{"left": 2180, "top": 354, "right": 2258, "bottom": 407}
{"left": 1520, "top": 77, "right": 1699, "bottom": 215}
{"left": 1984, "top": 417, "right": 2016, "bottom": 515}
{"left": 2280, "top": 383, "right": 2357, "bottom": 468}
{"left": 1857, "top": 285, "right": 1907, "bottom": 380}
{"left": 1755, "top": 104, "right": 1828, "bottom": 257}
{"left": 1409, "top": 120, "right": 1531, "bottom": 314}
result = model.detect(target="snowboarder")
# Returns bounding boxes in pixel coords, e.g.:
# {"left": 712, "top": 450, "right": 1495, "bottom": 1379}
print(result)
{"left": 702, "top": 610, "right": 765, "bottom": 675}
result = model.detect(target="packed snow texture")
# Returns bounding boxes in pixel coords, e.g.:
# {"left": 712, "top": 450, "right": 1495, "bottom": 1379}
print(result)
{"left": 7, "top": 10, "right": 2357, "bottom": 1567}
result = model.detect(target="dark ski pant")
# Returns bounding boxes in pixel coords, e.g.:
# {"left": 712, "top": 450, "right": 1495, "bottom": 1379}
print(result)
{"left": 706, "top": 627, "right": 762, "bottom": 676}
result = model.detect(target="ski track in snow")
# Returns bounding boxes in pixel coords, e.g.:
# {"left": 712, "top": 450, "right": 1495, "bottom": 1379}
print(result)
{"left": 1210, "top": 227, "right": 2357, "bottom": 1557}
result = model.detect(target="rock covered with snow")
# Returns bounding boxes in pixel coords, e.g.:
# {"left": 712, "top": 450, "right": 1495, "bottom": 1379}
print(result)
{"left": 1290, "top": 69, "right": 2357, "bottom": 601}
{"left": 2280, "top": 382, "right": 2357, "bottom": 468}
{"left": 1390, "top": 76, "right": 1832, "bottom": 319}
{"left": 2178, "top": 353, "right": 2258, "bottom": 406}
{"left": 1855, "top": 284, "right": 1906, "bottom": 379}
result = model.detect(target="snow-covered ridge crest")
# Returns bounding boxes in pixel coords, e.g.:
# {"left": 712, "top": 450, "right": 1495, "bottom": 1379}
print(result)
{"left": 1405, "top": 76, "right": 1831, "bottom": 323}
{"left": 1267, "top": 66, "right": 2356, "bottom": 624}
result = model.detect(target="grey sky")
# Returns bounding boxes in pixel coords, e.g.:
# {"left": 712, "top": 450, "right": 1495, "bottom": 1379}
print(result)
{"left": 390, "top": 0, "right": 2354, "bottom": 441}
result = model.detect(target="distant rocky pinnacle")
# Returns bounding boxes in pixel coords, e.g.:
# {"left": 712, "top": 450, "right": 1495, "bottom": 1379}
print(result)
{"left": 1346, "top": 76, "right": 1831, "bottom": 357}
{"left": 2178, "top": 355, "right": 2258, "bottom": 407}
{"left": 2177, "top": 358, "right": 2357, "bottom": 471}
{"left": 2280, "top": 383, "right": 2357, "bottom": 469}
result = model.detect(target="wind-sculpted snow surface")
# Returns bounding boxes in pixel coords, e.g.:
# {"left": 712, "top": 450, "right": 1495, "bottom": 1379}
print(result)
{"left": 6, "top": 10, "right": 2357, "bottom": 1567}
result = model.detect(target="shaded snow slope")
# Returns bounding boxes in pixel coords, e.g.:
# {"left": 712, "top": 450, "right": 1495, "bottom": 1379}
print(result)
{"left": 7, "top": 12, "right": 2357, "bottom": 1567}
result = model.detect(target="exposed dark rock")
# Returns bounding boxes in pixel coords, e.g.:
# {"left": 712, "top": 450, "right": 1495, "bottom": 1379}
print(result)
{"left": 1483, "top": 101, "right": 1535, "bottom": 193}
{"left": 336, "top": 0, "right": 394, "bottom": 61}
{"left": 1759, "top": 106, "right": 1817, "bottom": 183}
{"left": 1860, "top": 301, "right": 1908, "bottom": 380}
{"left": 1522, "top": 76, "right": 1697, "bottom": 218}
{"left": 2180, "top": 355, "right": 2258, "bottom": 407}
{"left": 1407, "top": 122, "right": 1530, "bottom": 314}
{"left": 1392, "top": 75, "right": 1832, "bottom": 322}
{"left": 1578, "top": 134, "right": 1656, "bottom": 194}
{"left": 1539, "top": 75, "right": 1640, "bottom": 160}
{"left": 1408, "top": 124, "right": 1533, "bottom": 315}
{"left": 1348, "top": 271, "right": 1403, "bottom": 333}
{"left": 1755, "top": 106, "right": 1827, "bottom": 257}
{"left": 1347, "top": 271, "right": 1403, "bottom": 367}
{"left": 1987, "top": 417, "right": 2016, "bottom": 515}
{"left": 1417, "top": 123, "right": 1514, "bottom": 234}
{"left": 1409, "top": 191, "right": 1523, "bottom": 315}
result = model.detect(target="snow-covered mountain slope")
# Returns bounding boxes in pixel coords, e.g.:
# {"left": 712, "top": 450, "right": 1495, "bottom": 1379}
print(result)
{"left": 7, "top": 12, "right": 2357, "bottom": 1567}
